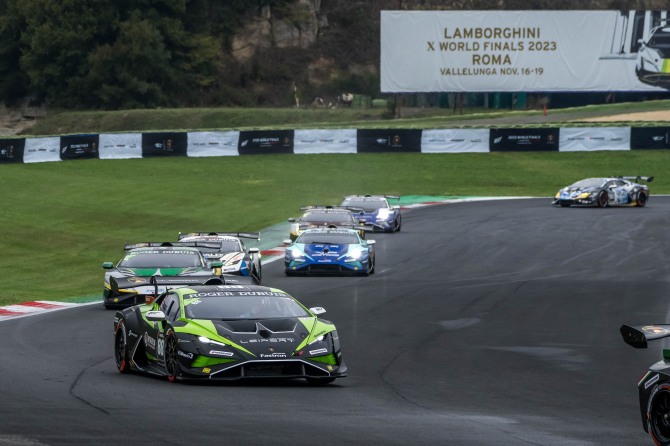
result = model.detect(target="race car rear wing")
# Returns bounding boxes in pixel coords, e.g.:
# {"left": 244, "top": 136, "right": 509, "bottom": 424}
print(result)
{"left": 299, "top": 205, "right": 360, "bottom": 212}
{"left": 620, "top": 324, "right": 670, "bottom": 349}
{"left": 124, "top": 241, "right": 222, "bottom": 251}
{"left": 177, "top": 232, "right": 261, "bottom": 241}
{"left": 110, "top": 274, "right": 254, "bottom": 296}
{"left": 621, "top": 176, "right": 654, "bottom": 183}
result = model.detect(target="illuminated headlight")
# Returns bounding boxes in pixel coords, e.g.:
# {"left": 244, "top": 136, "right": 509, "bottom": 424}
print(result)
{"left": 198, "top": 336, "right": 228, "bottom": 348}
{"left": 577, "top": 192, "right": 590, "bottom": 199}
{"left": 377, "top": 208, "right": 392, "bottom": 220}
{"left": 287, "top": 247, "right": 305, "bottom": 261}
{"left": 554, "top": 191, "right": 560, "bottom": 199}
{"left": 308, "top": 334, "right": 326, "bottom": 345}
{"left": 345, "top": 247, "right": 365, "bottom": 262}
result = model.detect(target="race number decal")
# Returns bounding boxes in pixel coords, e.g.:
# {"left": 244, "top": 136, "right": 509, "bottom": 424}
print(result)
{"left": 157, "top": 332, "right": 166, "bottom": 360}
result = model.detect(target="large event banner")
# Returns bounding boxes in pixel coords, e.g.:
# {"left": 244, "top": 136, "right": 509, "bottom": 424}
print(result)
{"left": 99, "top": 133, "right": 142, "bottom": 159}
{"left": 381, "top": 10, "right": 669, "bottom": 92}
{"left": 60, "top": 134, "right": 99, "bottom": 160}
{"left": 294, "top": 129, "right": 357, "bottom": 154}
{"left": 357, "top": 129, "right": 422, "bottom": 153}
{"left": 23, "top": 137, "right": 61, "bottom": 163}
{"left": 0, "top": 139, "right": 25, "bottom": 164}
{"left": 238, "top": 130, "right": 294, "bottom": 155}
{"left": 421, "top": 129, "right": 489, "bottom": 153}
{"left": 559, "top": 127, "right": 630, "bottom": 152}
{"left": 142, "top": 132, "right": 188, "bottom": 157}
{"left": 187, "top": 131, "right": 239, "bottom": 157}
{"left": 630, "top": 127, "right": 670, "bottom": 149}
{"left": 490, "top": 128, "right": 559, "bottom": 152}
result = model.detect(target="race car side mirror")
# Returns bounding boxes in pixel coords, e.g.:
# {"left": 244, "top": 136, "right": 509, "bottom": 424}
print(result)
{"left": 309, "top": 307, "right": 326, "bottom": 315}
{"left": 283, "top": 239, "right": 292, "bottom": 245}
{"left": 249, "top": 248, "right": 260, "bottom": 254}
{"left": 209, "top": 261, "right": 223, "bottom": 268}
{"left": 288, "top": 217, "right": 296, "bottom": 222}
{"left": 367, "top": 240, "right": 376, "bottom": 245}
{"left": 146, "top": 310, "right": 166, "bottom": 322}
{"left": 102, "top": 262, "right": 114, "bottom": 269}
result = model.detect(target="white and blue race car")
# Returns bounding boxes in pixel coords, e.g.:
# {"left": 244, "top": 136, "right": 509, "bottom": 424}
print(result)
{"left": 552, "top": 176, "right": 653, "bottom": 208}
{"left": 284, "top": 228, "right": 375, "bottom": 276}
{"left": 340, "top": 195, "right": 401, "bottom": 232}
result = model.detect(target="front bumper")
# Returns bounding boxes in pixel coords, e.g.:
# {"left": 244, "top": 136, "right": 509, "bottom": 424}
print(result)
{"left": 285, "top": 259, "right": 368, "bottom": 275}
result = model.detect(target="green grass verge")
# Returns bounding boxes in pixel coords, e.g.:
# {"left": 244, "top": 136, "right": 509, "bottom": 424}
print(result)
{"left": 1, "top": 151, "right": 668, "bottom": 306}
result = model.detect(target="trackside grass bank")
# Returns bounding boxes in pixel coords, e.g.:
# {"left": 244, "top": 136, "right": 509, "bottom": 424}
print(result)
{"left": 1, "top": 151, "right": 669, "bottom": 306}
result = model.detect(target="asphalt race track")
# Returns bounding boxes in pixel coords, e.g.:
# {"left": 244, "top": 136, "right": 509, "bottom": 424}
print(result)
{"left": 2, "top": 197, "right": 670, "bottom": 446}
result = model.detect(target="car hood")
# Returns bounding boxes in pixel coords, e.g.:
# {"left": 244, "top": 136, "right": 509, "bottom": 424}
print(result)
{"left": 184, "top": 317, "right": 334, "bottom": 358}
{"left": 116, "top": 267, "right": 210, "bottom": 277}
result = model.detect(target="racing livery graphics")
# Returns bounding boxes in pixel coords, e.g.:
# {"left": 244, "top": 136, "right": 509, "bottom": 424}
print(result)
{"left": 284, "top": 228, "right": 375, "bottom": 276}
{"left": 553, "top": 176, "right": 653, "bottom": 208}
{"left": 114, "top": 283, "right": 346, "bottom": 384}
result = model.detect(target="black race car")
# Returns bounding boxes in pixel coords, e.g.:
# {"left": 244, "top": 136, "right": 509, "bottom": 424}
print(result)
{"left": 114, "top": 281, "right": 347, "bottom": 384}
{"left": 621, "top": 324, "right": 670, "bottom": 445}
{"left": 553, "top": 176, "right": 653, "bottom": 208}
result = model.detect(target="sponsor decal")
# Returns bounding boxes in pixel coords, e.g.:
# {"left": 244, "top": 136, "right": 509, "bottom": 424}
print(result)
{"left": 144, "top": 333, "right": 156, "bottom": 349}
{"left": 260, "top": 352, "right": 287, "bottom": 358}
{"left": 240, "top": 337, "right": 295, "bottom": 344}
{"left": 157, "top": 332, "right": 165, "bottom": 359}
{"left": 202, "top": 368, "right": 211, "bottom": 374}
{"left": 645, "top": 373, "right": 660, "bottom": 390}
{"left": 128, "top": 330, "right": 139, "bottom": 338}
{"left": 643, "top": 326, "right": 669, "bottom": 335}
{"left": 178, "top": 350, "right": 194, "bottom": 359}
{"left": 209, "top": 350, "right": 234, "bottom": 357}
{"left": 309, "top": 348, "right": 328, "bottom": 355}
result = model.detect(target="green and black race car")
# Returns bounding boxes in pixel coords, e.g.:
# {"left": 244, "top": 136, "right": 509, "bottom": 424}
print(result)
{"left": 102, "top": 242, "right": 250, "bottom": 309}
{"left": 113, "top": 282, "right": 347, "bottom": 384}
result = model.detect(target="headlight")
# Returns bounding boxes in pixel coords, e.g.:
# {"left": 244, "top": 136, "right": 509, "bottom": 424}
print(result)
{"left": 577, "top": 192, "right": 590, "bottom": 199}
{"left": 377, "top": 208, "right": 392, "bottom": 220}
{"left": 223, "top": 253, "right": 244, "bottom": 266}
{"left": 198, "top": 336, "right": 228, "bottom": 348}
{"left": 345, "top": 247, "right": 366, "bottom": 262}
{"left": 287, "top": 247, "right": 305, "bottom": 261}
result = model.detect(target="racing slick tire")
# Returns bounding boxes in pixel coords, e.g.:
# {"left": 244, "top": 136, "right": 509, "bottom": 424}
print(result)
{"left": 637, "top": 191, "right": 648, "bottom": 207}
{"left": 394, "top": 216, "right": 402, "bottom": 232}
{"left": 647, "top": 383, "right": 670, "bottom": 445}
{"left": 597, "top": 191, "right": 608, "bottom": 208}
{"left": 165, "top": 329, "right": 181, "bottom": 383}
{"left": 114, "top": 319, "right": 131, "bottom": 374}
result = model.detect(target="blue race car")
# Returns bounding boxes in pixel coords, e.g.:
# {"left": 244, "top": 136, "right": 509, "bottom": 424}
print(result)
{"left": 340, "top": 195, "right": 401, "bottom": 232}
{"left": 284, "top": 228, "right": 376, "bottom": 276}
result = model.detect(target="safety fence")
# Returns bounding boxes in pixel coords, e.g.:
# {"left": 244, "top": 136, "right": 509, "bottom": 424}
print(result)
{"left": 1, "top": 127, "right": 669, "bottom": 164}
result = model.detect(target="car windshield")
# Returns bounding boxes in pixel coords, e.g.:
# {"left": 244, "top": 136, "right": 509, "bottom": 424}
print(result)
{"left": 297, "top": 233, "right": 359, "bottom": 244}
{"left": 184, "top": 292, "right": 310, "bottom": 319}
{"left": 301, "top": 212, "right": 354, "bottom": 224}
{"left": 119, "top": 251, "right": 204, "bottom": 268}
{"left": 569, "top": 178, "right": 606, "bottom": 189}
{"left": 342, "top": 199, "right": 386, "bottom": 211}
{"left": 650, "top": 31, "right": 670, "bottom": 48}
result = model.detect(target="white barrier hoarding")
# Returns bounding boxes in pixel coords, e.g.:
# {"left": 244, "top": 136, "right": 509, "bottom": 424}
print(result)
{"left": 294, "top": 129, "right": 357, "bottom": 154}
{"left": 187, "top": 131, "right": 239, "bottom": 157}
{"left": 559, "top": 127, "right": 631, "bottom": 152}
{"left": 23, "top": 137, "right": 60, "bottom": 163}
{"left": 99, "top": 133, "right": 142, "bottom": 159}
{"left": 421, "top": 129, "right": 489, "bottom": 153}
{"left": 381, "top": 10, "right": 670, "bottom": 92}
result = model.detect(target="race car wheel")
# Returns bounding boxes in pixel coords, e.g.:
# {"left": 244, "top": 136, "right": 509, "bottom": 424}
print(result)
{"left": 395, "top": 216, "right": 402, "bottom": 232}
{"left": 637, "top": 191, "right": 648, "bottom": 207}
{"left": 647, "top": 383, "right": 670, "bottom": 445}
{"left": 306, "top": 377, "right": 336, "bottom": 386}
{"left": 165, "top": 329, "right": 181, "bottom": 383}
{"left": 114, "top": 319, "right": 130, "bottom": 374}
{"left": 597, "top": 191, "right": 608, "bottom": 208}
